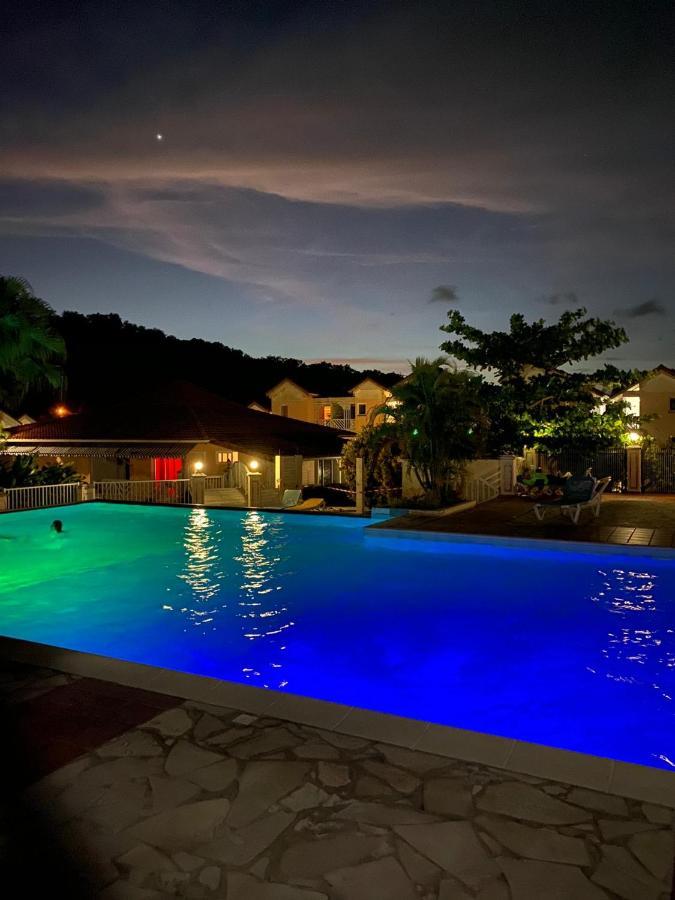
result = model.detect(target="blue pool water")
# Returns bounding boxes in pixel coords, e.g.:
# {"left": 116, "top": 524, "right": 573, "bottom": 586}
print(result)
{"left": 1, "top": 503, "right": 674, "bottom": 769}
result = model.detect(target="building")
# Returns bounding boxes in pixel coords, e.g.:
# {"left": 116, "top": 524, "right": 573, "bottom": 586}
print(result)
{"left": 609, "top": 365, "right": 675, "bottom": 446}
{"left": 265, "top": 375, "right": 400, "bottom": 434}
{"left": 1, "top": 381, "right": 352, "bottom": 495}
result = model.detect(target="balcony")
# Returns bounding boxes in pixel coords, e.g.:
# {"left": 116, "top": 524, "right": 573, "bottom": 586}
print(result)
{"left": 324, "top": 416, "right": 353, "bottom": 431}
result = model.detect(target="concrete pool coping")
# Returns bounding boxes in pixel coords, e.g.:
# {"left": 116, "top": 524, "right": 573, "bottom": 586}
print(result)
{"left": 2, "top": 635, "right": 674, "bottom": 809}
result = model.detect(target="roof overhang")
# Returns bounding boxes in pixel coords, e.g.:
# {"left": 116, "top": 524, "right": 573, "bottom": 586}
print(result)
{"left": 1, "top": 443, "right": 194, "bottom": 458}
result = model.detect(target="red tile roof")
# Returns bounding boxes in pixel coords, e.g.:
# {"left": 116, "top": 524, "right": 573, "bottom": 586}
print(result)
{"left": 6, "top": 382, "right": 352, "bottom": 458}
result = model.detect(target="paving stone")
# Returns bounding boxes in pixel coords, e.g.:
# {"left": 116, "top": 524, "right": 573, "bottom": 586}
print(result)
{"left": 100, "top": 882, "right": 166, "bottom": 899}
{"left": 227, "top": 873, "right": 327, "bottom": 900}
{"left": 567, "top": 787, "right": 629, "bottom": 816}
{"left": 325, "top": 856, "right": 416, "bottom": 900}
{"left": 198, "top": 866, "right": 221, "bottom": 890}
{"left": 164, "top": 740, "right": 224, "bottom": 777}
{"left": 355, "top": 775, "right": 396, "bottom": 797}
{"left": 78, "top": 757, "right": 164, "bottom": 790}
{"left": 128, "top": 798, "right": 231, "bottom": 851}
{"left": 478, "top": 831, "right": 502, "bottom": 856}
{"left": 229, "top": 726, "right": 303, "bottom": 758}
{"left": 375, "top": 744, "right": 451, "bottom": 774}
{"left": 312, "top": 729, "right": 370, "bottom": 749}
{"left": 27, "top": 755, "right": 93, "bottom": 797}
{"left": 98, "top": 730, "right": 164, "bottom": 759}
{"left": 197, "top": 810, "right": 294, "bottom": 865}
{"left": 185, "top": 758, "right": 238, "bottom": 792}
{"left": 83, "top": 781, "right": 149, "bottom": 833}
{"left": 642, "top": 803, "right": 673, "bottom": 825}
{"left": 142, "top": 708, "right": 193, "bottom": 738}
{"left": 423, "top": 778, "right": 473, "bottom": 818}
{"left": 280, "top": 833, "right": 390, "bottom": 879}
{"left": 193, "top": 713, "right": 226, "bottom": 741}
{"left": 394, "top": 821, "right": 498, "bottom": 890}
{"left": 249, "top": 856, "right": 270, "bottom": 879}
{"left": 477, "top": 782, "right": 590, "bottom": 825}
{"left": 281, "top": 783, "right": 331, "bottom": 811}
{"left": 598, "top": 818, "right": 658, "bottom": 840}
{"left": 182, "top": 700, "right": 234, "bottom": 716}
{"left": 361, "top": 761, "right": 420, "bottom": 793}
{"left": 228, "top": 761, "right": 310, "bottom": 827}
{"left": 476, "top": 814, "right": 590, "bottom": 865}
{"left": 317, "top": 762, "right": 351, "bottom": 787}
{"left": 592, "top": 844, "right": 665, "bottom": 900}
{"left": 117, "top": 843, "right": 178, "bottom": 882}
{"left": 144, "top": 776, "right": 202, "bottom": 815}
{"left": 294, "top": 742, "right": 341, "bottom": 760}
{"left": 172, "top": 851, "right": 204, "bottom": 872}
{"left": 499, "top": 857, "right": 607, "bottom": 900}
{"left": 158, "top": 870, "right": 190, "bottom": 892}
{"left": 334, "top": 801, "right": 438, "bottom": 826}
{"left": 476, "top": 879, "right": 510, "bottom": 900}
{"left": 206, "top": 726, "right": 254, "bottom": 746}
{"left": 396, "top": 839, "right": 441, "bottom": 885}
{"left": 438, "top": 880, "right": 472, "bottom": 899}
{"left": 232, "top": 713, "right": 258, "bottom": 725}
{"left": 628, "top": 829, "right": 674, "bottom": 882}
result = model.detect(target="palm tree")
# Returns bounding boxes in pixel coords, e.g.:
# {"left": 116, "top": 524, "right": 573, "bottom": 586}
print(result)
{"left": 0, "top": 276, "right": 66, "bottom": 408}
{"left": 388, "top": 357, "right": 487, "bottom": 504}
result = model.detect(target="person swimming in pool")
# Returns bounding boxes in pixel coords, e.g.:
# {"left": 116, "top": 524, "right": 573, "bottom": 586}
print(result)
{"left": 50, "top": 519, "right": 64, "bottom": 534}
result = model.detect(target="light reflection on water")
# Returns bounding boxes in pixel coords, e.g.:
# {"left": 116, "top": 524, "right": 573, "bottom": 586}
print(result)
{"left": 591, "top": 567, "right": 675, "bottom": 716}
{"left": 175, "top": 508, "right": 225, "bottom": 627}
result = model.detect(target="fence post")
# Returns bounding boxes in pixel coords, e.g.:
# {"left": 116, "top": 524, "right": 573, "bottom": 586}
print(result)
{"left": 626, "top": 446, "right": 642, "bottom": 493}
{"left": 247, "top": 471, "right": 262, "bottom": 507}
{"left": 190, "top": 473, "right": 206, "bottom": 504}
{"left": 355, "top": 456, "right": 365, "bottom": 514}
{"left": 0, "top": 490, "right": 6, "bottom": 512}
{"left": 499, "top": 454, "right": 517, "bottom": 495}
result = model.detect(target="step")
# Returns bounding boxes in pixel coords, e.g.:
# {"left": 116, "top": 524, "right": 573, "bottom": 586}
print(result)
{"left": 203, "top": 488, "right": 246, "bottom": 507}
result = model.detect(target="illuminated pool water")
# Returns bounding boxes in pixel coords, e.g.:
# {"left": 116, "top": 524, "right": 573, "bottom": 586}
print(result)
{"left": 1, "top": 503, "right": 674, "bottom": 769}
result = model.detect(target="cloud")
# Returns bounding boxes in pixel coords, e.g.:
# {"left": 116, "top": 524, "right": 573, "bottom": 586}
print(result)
{"left": 615, "top": 299, "right": 667, "bottom": 319}
{"left": 542, "top": 291, "right": 579, "bottom": 307}
{"left": 430, "top": 285, "right": 459, "bottom": 304}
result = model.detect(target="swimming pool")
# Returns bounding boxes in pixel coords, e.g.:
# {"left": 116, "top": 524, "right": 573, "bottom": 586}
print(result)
{"left": 1, "top": 502, "right": 673, "bottom": 769}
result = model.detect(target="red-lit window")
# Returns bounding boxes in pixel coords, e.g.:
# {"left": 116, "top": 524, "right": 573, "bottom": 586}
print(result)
{"left": 153, "top": 458, "right": 182, "bottom": 480}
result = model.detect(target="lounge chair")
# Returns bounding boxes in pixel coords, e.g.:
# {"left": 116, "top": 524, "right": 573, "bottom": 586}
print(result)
{"left": 533, "top": 475, "right": 611, "bottom": 525}
{"left": 286, "top": 497, "right": 326, "bottom": 512}
{"left": 280, "top": 489, "right": 302, "bottom": 507}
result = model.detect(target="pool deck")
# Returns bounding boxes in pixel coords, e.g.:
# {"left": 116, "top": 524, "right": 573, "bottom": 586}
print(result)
{"left": 2, "top": 648, "right": 674, "bottom": 899}
{"left": 370, "top": 494, "right": 675, "bottom": 549}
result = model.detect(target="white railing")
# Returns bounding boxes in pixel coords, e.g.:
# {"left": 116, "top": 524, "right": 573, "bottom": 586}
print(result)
{"left": 93, "top": 479, "right": 191, "bottom": 505}
{"left": 463, "top": 471, "right": 500, "bottom": 505}
{"left": 325, "top": 417, "right": 353, "bottom": 431}
{"left": 230, "top": 461, "right": 248, "bottom": 493}
{"left": 204, "top": 475, "right": 224, "bottom": 490}
{"left": 2, "top": 482, "right": 82, "bottom": 512}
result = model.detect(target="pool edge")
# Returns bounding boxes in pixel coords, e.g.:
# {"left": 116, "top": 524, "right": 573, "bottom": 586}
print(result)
{"left": 2, "top": 635, "right": 673, "bottom": 807}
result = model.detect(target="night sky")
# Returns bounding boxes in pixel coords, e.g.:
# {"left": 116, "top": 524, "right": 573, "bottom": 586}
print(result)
{"left": 2, "top": 0, "right": 673, "bottom": 372}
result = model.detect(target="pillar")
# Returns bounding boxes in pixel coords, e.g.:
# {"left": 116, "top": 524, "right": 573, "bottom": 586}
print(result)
{"left": 626, "top": 446, "right": 642, "bottom": 493}
{"left": 0, "top": 490, "right": 7, "bottom": 512}
{"left": 247, "top": 471, "right": 262, "bottom": 507}
{"left": 355, "top": 456, "right": 365, "bottom": 514}
{"left": 499, "top": 454, "right": 517, "bottom": 495}
{"left": 400, "top": 457, "right": 423, "bottom": 500}
{"left": 190, "top": 473, "right": 206, "bottom": 505}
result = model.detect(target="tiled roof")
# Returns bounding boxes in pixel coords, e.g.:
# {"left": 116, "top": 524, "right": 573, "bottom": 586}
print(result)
{"left": 6, "top": 382, "right": 351, "bottom": 459}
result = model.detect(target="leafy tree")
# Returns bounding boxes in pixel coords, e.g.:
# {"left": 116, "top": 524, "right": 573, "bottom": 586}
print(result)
{"left": 0, "top": 276, "right": 66, "bottom": 408}
{"left": 0, "top": 455, "right": 80, "bottom": 488}
{"left": 341, "top": 425, "right": 402, "bottom": 506}
{"left": 385, "top": 358, "right": 487, "bottom": 505}
{"left": 439, "top": 306, "right": 640, "bottom": 454}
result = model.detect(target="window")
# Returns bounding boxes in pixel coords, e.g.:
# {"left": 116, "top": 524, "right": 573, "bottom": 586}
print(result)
{"left": 670, "top": 398, "right": 675, "bottom": 412}
{"left": 280, "top": 404, "right": 288, "bottom": 417}
{"left": 323, "top": 404, "right": 332, "bottom": 421}
{"left": 349, "top": 403, "right": 356, "bottom": 419}
{"left": 217, "top": 451, "right": 237, "bottom": 464}
{"left": 357, "top": 403, "right": 367, "bottom": 416}
{"left": 153, "top": 458, "right": 182, "bottom": 480}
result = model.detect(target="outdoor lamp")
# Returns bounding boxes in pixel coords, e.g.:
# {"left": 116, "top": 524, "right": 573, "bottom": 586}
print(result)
{"left": 193, "top": 460, "right": 204, "bottom": 472}
{"left": 249, "top": 459, "right": 259, "bottom": 470}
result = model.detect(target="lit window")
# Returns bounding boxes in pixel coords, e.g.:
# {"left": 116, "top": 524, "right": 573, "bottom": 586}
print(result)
{"left": 217, "top": 451, "right": 235, "bottom": 464}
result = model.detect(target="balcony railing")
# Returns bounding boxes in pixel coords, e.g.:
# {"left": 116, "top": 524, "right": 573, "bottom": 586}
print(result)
{"left": 324, "top": 417, "right": 353, "bottom": 431}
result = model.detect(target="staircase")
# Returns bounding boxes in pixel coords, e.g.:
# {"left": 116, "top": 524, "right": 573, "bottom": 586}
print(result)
{"left": 203, "top": 487, "right": 246, "bottom": 507}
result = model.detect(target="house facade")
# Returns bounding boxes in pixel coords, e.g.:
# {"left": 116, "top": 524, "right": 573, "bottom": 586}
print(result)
{"left": 1, "top": 382, "right": 352, "bottom": 499}
{"left": 610, "top": 365, "right": 675, "bottom": 447}
{"left": 266, "top": 376, "right": 398, "bottom": 434}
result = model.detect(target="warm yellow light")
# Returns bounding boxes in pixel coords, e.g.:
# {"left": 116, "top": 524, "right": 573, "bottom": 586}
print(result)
{"left": 193, "top": 460, "right": 204, "bottom": 472}
{"left": 52, "top": 404, "right": 70, "bottom": 418}
{"left": 249, "top": 459, "right": 259, "bottom": 470}
{"left": 627, "top": 431, "right": 641, "bottom": 443}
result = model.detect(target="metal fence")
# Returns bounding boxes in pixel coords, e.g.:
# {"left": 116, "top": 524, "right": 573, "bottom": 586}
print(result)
{"left": 642, "top": 448, "right": 675, "bottom": 494}
{"left": 1, "top": 482, "right": 82, "bottom": 512}
{"left": 545, "top": 448, "right": 627, "bottom": 492}
{"left": 93, "top": 479, "right": 191, "bottom": 504}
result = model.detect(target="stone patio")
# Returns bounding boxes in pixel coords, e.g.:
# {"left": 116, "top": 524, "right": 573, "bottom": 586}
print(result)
{"left": 1, "top": 663, "right": 674, "bottom": 899}
{"left": 371, "top": 495, "right": 675, "bottom": 548}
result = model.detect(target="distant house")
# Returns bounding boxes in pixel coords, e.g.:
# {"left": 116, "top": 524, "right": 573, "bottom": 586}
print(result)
{"left": 0, "top": 410, "right": 35, "bottom": 430}
{"left": 266, "top": 375, "right": 400, "bottom": 434}
{"left": 609, "top": 365, "right": 675, "bottom": 446}
{"left": 1, "top": 381, "right": 352, "bottom": 491}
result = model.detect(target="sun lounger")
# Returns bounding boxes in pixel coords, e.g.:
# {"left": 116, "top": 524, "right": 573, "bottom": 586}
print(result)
{"left": 533, "top": 475, "right": 611, "bottom": 525}
{"left": 286, "top": 497, "right": 326, "bottom": 512}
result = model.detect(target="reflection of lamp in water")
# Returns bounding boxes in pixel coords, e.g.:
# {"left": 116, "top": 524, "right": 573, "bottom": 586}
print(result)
{"left": 249, "top": 459, "right": 259, "bottom": 470}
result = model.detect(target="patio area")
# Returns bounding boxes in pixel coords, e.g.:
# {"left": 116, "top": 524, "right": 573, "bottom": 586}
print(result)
{"left": 1, "top": 661, "right": 673, "bottom": 900}
{"left": 372, "top": 495, "right": 675, "bottom": 548}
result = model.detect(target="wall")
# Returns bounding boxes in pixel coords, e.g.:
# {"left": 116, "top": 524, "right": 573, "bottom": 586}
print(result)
{"left": 630, "top": 373, "right": 675, "bottom": 446}
{"left": 351, "top": 382, "right": 391, "bottom": 433}
{"left": 267, "top": 382, "right": 316, "bottom": 423}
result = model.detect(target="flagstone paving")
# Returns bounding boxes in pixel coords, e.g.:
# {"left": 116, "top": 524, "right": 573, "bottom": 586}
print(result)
{"left": 1, "top": 664, "right": 674, "bottom": 898}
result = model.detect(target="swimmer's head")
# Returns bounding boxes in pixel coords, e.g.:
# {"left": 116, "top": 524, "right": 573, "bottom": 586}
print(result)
{"left": 51, "top": 519, "right": 63, "bottom": 533}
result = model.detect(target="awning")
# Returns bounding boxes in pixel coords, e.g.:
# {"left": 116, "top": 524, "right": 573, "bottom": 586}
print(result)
{"left": 1, "top": 444, "right": 192, "bottom": 459}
